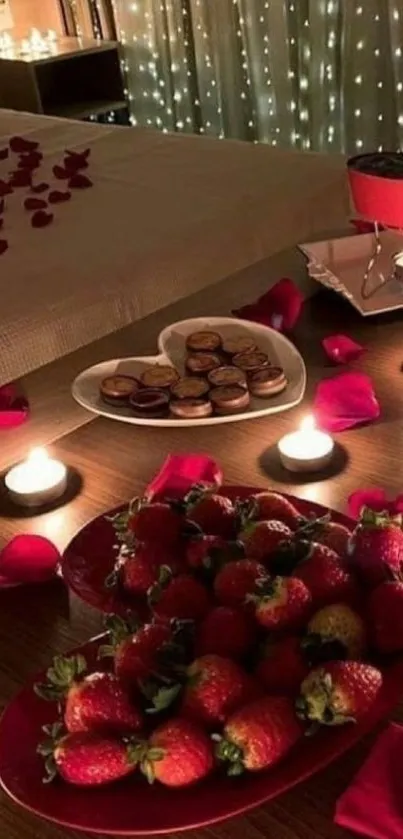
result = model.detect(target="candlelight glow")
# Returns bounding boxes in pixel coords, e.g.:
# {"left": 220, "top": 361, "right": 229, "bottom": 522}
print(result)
{"left": 300, "top": 415, "right": 316, "bottom": 433}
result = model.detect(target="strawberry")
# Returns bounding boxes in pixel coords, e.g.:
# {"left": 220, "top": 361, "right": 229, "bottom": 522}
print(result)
{"left": 120, "top": 544, "right": 167, "bottom": 596}
{"left": 186, "top": 534, "right": 243, "bottom": 570}
{"left": 247, "top": 491, "right": 302, "bottom": 529}
{"left": 214, "top": 696, "right": 303, "bottom": 774}
{"left": 296, "top": 661, "right": 383, "bottom": 726}
{"left": 100, "top": 616, "right": 173, "bottom": 688}
{"left": 349, "top": 508, "right": 403, "bottom": 586}
{"left": 250, "top": 576, "right": 312, "bottom": 632}
{"left": 128, "top": 499, "right": 183, "bottom": 547}
{"left": 213, "top": 558, "right": 267, "bottom": 608}
{"left": 35, "top": 655, "right": 143, "bottom": 734}
{"left": 140, "top": 718, "right": 214, "bottom": 786}
{"left": 38, "top": 724, "right": 139, "bottom": 786}
{"left": 239, "top": 520, "right": 293, "bottom": 564}
{"left": 195, "top": 606, "right": 256, "bottom": 660}
{"left": 255, "top": 636, "right": 309, "bottom": 695}
{"left": 293, "top": 543, "right": 356, "bottom": 608}
{"left": 149, "top": 566, "right": 210, "bottom": 621}
{"left": 312, "top": 521, "right": 352, "bottom": 557}
{"left": 185, "top": 485, "right": 235, "bottom": 538}
{"left": 303, "top": 603, "right": 366, "bottom": 663}
{"left": 367, "top": 579, "right": 403, "bottom": 653}
{"left": 181, "top": 654, "right": 259, "bottom": 727}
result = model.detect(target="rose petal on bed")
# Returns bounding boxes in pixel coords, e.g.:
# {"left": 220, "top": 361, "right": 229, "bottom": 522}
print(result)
{"left": 48, "top": 190, "right": 71, "bottom": 204}
{"left": 313, "top": 371, "right": 380, "bottom": 432}
{"left": 0, "top": 147, "right": 9, "bottom": 160}
{"left": 0, "top": 239, "right": 8, "bottom": 255}
{"left": 233, "top": 277, "right": 304, "bottom": 332}
{"left": 53, "top": 165, "right": 70, "bottom": 180}
{"left": 322, "top": 334, "right": 366, "bottom": 364}
{"left": 24, "top": 197, "right": 48, "bottom": 211}
{"left": 31, "top": 210, "right": 54, "bottom": 228}
{"left": 0, "top": 179, "right": 13, "bottom": 197}
{"left": 31, "top": 182, "right": 49, "bottom": 194}
{"left": 68, "top": 173, "right": 93, "bottom": 189}
{"left": 9, "top": 169, "right": 32, "bottom": 188}
{"left": 9, "top": 136, "right": 39, "bottom": 153}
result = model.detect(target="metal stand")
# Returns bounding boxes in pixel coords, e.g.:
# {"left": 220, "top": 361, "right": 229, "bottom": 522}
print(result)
{"left": 361, "top": 222, "right": 403, "bottom": 300}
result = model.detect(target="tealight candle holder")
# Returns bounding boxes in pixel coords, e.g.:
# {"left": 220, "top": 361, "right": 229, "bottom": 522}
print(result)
{"left": 278, "top": 416, "right": 334, "bottom": 474}
{"left": 5, "top": 448, "right": 67, "bottom": 508}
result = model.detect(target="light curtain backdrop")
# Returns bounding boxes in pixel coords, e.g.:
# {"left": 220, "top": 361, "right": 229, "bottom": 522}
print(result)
{"left": 62, "top": 0, "right": 403, "bottom": 153}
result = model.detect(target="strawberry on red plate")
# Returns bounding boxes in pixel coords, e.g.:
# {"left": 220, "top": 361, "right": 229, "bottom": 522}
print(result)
{"left": 128, "top": 499, "right": 183, "bottom": 547}
{"left": 119, "top": 543, "right": 182, "bottom": 596}
{"left": 35, "top": 655, "right": 143, "bottom": 735}
{"left": 213, "top": 558, "right": 267, "bottom": 608}
{"left": 349, "top": 508, "right": 403, "bottom": 586}
{"left": 149, "top": 567, "right": 211, "bottom": 622}
{"left": 140, "top": 718, "right": 214, "bottom": 787}
{"left": 246, "top": 491, "right": 302, "bottom": 530}
{"left": 255, "top": 636, "right": 309, "bottom": 695}
{"left": 303, "top": 603, "right": 367, "bottom": 663}
{"left": 100, "top": 617, "right": 173, "bottom": 689}
{"left": 250, "top": 576, "right": 312, "bottom": 632}
{"left": 184, "top": 484, "right": 236, "bottom": 538}
{"left": 39, "top": 726, "right": 140, "bottom": 786}
{"left": 181, "top": 654, "right": 260, "bottom": 728}
{"left": 186, "top": 534, "right": 243, "bottom": 570}
{"left": 239, "top": 520, "right": 293, "bottom": 564}
{"left": 214, "top": 696, "right": 304, "bottom": 774}
{"left": 296, "top": 661, "right": 383, "bottom": 727}
{"left": 293, "top": 542, "right": 357, "bottom": 608}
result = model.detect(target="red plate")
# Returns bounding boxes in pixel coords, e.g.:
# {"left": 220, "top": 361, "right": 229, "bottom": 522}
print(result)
{"left": 0, "top": 635, "right": 403, "bottom": 835}
{"left": 1, "top": 485, "right": 402, "bottom": 834}
{"left": 61, "top": 485, "right": 353, "bottom": 614}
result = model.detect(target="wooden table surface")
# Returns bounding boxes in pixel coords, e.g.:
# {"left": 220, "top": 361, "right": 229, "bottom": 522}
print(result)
{"left": 1, "top": 280, "right": 403, "bottom": 839}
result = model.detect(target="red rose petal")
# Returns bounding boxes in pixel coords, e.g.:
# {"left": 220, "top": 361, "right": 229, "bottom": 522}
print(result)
{"left": 350, "top": 219, "right": 385, "bottom": 235}
{"left": 0, "top": 239, "right": 8, "bottom": 256}
{"left": 0, "top": 218, "right": 3, "bottom": 230}
{"left": 68, "top": 173, "right": 93, "bottom": 189}
{"left": 31, "top": 182, "right": 49, "bottom": 194}
{"left": 347, "top": 488, "right": 389, "bottom": 519}
{"left": 48, "top": 190, "right": 71, "bottom": 204}
{"left": 18, "top": 152, "right": 43, "bottom": 170}
{"left": 313, "top": 371, "right": 380, "bottom": 432}
{"left": 53, "top": 165, "right": 69, "bottom": 180}
{"left": 9, "top": 169, "right": 32, "bottom": 188}
{"left": 31, "top": 210, "right": 54, "bottom": 228}
{"left": 322, "top": 334, "right": 366, "bottom": 365}
{"left": 146, "top": 455, "right": 223, "bottom": 501}
{"left": 9, "top": 136, "right": 39, "bottom": 153}
{"left": 0, "top": 179, "right": 13, "bottom": 197}
{"left": 24, "top": 197, "right": 48, "bottom": 211}
{"left": 0, "top": 535, "right": 60, "bottom": 584}
{"left": 0, "top": 147, "right": 9, "bottom": 160}
{"left": 0, "top": 384, "right": 28, "bottom": 426}
{"left": 0, "top": 198, "right": 4, "bottom": 214}
{"left": 233, "top": 278, "right": 303, "bottom": 332}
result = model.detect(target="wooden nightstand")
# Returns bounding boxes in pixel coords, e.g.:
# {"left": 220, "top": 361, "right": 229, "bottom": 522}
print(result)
{"left": 0, "top": 36, "right": 127, "bottom": 119}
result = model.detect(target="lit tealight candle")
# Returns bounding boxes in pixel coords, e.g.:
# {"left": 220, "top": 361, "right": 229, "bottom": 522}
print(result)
{"left": 278, "top": 416, "right": 334, "bottom": 473}
{"left": 5, "top": 448, "right": 67, "bottom": 508}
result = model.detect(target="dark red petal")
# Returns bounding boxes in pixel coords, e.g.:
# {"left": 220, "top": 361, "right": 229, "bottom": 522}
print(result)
{"left": 233, "top": 277, "right": 303, "bottom": 332}
{"left": 53, "top": 165, "right": 69, "bottom": 180}
{"left": 9, "top": 169, "right": 32, "bottom": 188}
{"left": 24, "top": 197, "right": 48, "bottom": 211}
{"left": 0, "top": 198, "right": 4, "bottom": 214}
{"left": 9, "top": 136, "right": 39, "bottom": 153}
{"left": 63, "top": 154, "right": 88, "bottom": 172}
{"left": 31, "top": 182, "right": 49, "bottom": 194}
{"left": 0, "top": 147, "right": 9, "bottom": 160}
{"left": 0, "top": 535, "right": 60, "bottom": 583}
{"left": 48, "top": 190, "right": 71, "bottom": 204}
{"left": 0, "top": 218, "right": 3, "bottom": 230}
{"left": 66, "top": 147, "right": 91, "bottom": 160}
{"left": 31, "top": 210, "right": 54, "bottom": 228}
{"left": 0, "top": 239, "right": 8, "bottom": 256}
{"left": 347, "top": 489, "right": 388, "bottom": 519}
{"left": 18, "top": 152, "right": 43, "bottom": 169}
{"left": 322, "top": 334, "right": 366, "bottom": 365}
{"left": 68, "top": 173, "right": 93, "bottom": 189}
{"left": 0, "top": 179, "right": 13, "bottom": 197}
{"left": 313, "top": 371, "right": 380, "bottom": 432}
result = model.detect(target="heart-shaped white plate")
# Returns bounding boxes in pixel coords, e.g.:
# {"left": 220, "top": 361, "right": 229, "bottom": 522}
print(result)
{"left": 72, "top": 317, "right": 306, "bottom": 427}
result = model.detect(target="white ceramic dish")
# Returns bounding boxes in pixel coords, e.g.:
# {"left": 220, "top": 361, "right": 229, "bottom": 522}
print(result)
{"left": 72, "top": 317, "right": 306, "bottom": 427}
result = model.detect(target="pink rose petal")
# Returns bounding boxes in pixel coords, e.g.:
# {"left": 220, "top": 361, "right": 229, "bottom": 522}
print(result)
{"left": 146, "top": 454, "right": 223, "bottom": 501}
{"left": 0, "top": 384, "right": 29, "bottom": 427}
{"left": 322, "top": 334, "right": 366, "bottom": 364}
{"left": 48, "top": 190, "right": 71, "bottom": 204}
{"left": 31, "top": 210, "right": 53, "bottom": 228}
{"left": 31, "top": 182, "right": 49, "bottom": 194}
{"left": 348, "top": 489, "right": 403, "bottom": 519}
{"left": 313, "top": 371, "right": 380, "bottom": 432}
{"left": 0, "top": 239, "right": 8, "bottom": 256}
{"left": 9, "top": 136, "right": 39, "bottom": 153}
{"left": 0, "top": 535, "right": 60, "bottom": 584}
{"left": 233, "top": 278, "right": 303, "bottom": 332}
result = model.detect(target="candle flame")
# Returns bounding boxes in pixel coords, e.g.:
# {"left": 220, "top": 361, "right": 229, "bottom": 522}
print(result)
{"left": 28, "top": 447, "right": 49, "bottom": 466}
{"left": 300, "top": 415, "right": 315, "bottom": 433}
